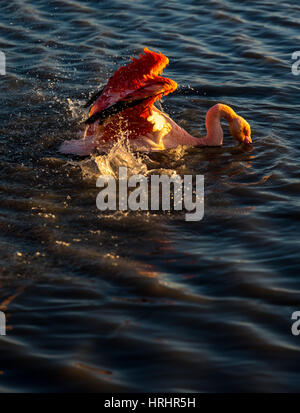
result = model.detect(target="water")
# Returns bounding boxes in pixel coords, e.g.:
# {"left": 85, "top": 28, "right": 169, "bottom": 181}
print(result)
{"left": 0, "top": 0, "right": 300, "bottom": 392}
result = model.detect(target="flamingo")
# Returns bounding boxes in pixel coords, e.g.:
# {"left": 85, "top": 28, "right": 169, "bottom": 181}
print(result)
{"left": 59, "top": 48, "right": 252, "bottom": 155}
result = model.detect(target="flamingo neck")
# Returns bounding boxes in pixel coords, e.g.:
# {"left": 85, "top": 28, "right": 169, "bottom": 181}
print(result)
{"left": 202, "top": 103, "right": 238, "bottom": 146}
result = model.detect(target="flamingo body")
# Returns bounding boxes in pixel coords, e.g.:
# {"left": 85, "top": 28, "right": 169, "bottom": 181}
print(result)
{"left": 59, "top": 49, "right": 252, "bottom": 155}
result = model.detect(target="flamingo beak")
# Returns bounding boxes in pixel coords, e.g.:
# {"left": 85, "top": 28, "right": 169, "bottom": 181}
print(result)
{"left": 244, "top": 134, "right": 252, "bottom": 145}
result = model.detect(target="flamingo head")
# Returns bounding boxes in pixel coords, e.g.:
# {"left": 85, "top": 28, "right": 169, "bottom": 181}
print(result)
{"left": 229, "top": 116, "right": 252, "bottom": 145}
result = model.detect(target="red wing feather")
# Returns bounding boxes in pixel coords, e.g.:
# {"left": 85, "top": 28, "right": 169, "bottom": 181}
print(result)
{"left": 86, "top": 48, "right": 177, "bottom": 143}
{"left": 107, "top": 47, "right": 170, "bottom": 92}
{"left": 89, "top": 48, "right": 176, "bottom": 116}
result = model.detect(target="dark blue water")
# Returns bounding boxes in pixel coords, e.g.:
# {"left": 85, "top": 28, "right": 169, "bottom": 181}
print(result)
{"left": 0, "top": 0, "right": 300, "bottom": 392}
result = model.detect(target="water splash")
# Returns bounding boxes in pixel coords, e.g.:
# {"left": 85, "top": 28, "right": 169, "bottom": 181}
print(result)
{"left": 93, "top": 136, "right": 148, "bottom": 178}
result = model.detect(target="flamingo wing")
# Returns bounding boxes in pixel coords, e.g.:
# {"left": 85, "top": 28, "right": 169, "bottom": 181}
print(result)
{"left": 60, "top": 49, "right": 177, "bottom": 155}
{"left": 86, "top": 48, "right": 177, "bottom": 126}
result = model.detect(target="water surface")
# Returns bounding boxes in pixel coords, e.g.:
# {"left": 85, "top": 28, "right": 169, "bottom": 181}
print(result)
{"left": 0, "top": 0, "right": 300, "bottom": 392}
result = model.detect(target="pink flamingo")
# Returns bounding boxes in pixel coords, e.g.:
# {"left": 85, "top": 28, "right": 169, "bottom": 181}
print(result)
{"left": 60, "top": 48, "right": 252, "bottom": 155}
